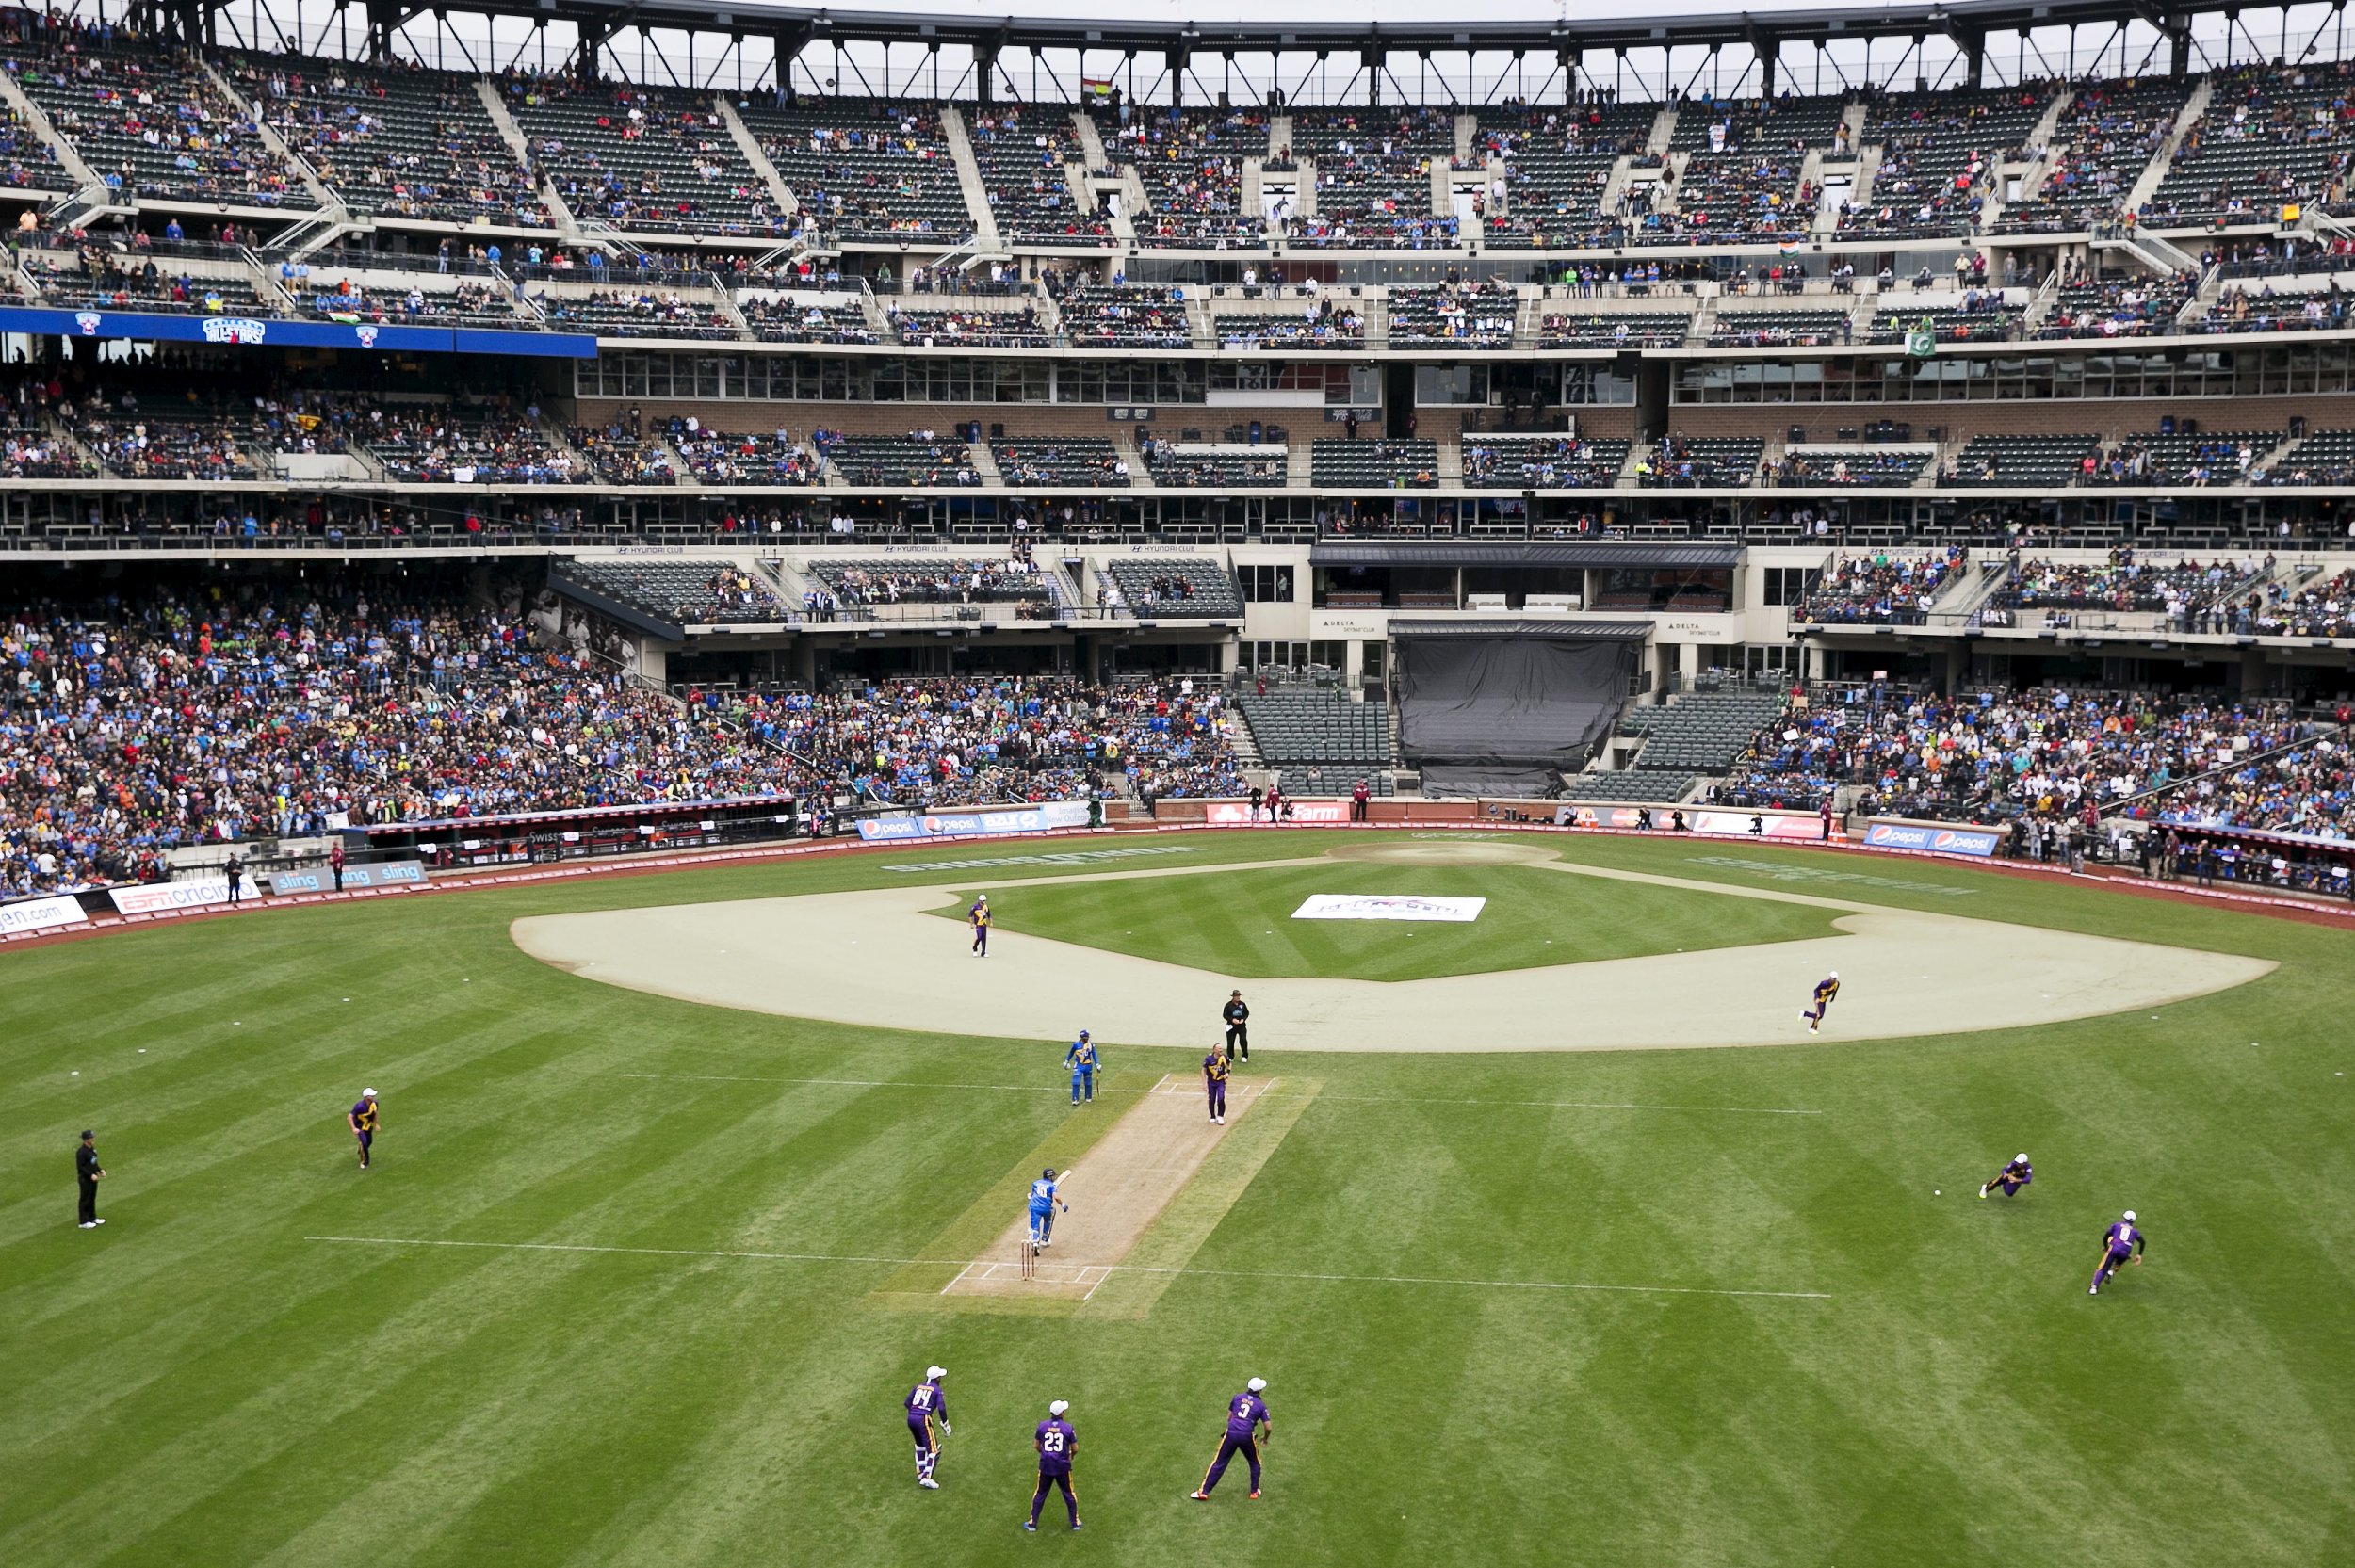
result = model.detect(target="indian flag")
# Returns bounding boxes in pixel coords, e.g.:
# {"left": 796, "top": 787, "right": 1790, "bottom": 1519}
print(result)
{"left": 1778, "top": 237, "right": 1804, "bottom": 255}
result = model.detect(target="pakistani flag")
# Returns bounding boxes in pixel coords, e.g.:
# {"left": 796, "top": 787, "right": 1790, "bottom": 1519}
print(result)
{"left": 1906, "top": 319, "right": 1937, "bottom": 358}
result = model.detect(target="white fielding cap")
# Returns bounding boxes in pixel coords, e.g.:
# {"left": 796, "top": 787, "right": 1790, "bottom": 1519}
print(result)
{"left": 363, "top": 1088, "right": 377, "bottom": 1098}
{"left": 1246, "top": 1377, "right": 1267, "bottom": 1393}
{"left": 2122, "top": 1210, "right": 2136, "bottom": 1222}
{"left": 1048, "top": 1399, "right": 1069, "bottom": 1416}
{"left": 926, "top": 1366, "right": 946, "bottom": 1381}
{"left": 2018, "top": 1154, "right": 2030, "bottom": 1163}
{"left": 1828, "top": 971, "right": 1838, "bottom": 979}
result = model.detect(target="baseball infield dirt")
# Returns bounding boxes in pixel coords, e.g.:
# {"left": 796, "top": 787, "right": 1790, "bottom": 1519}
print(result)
{"left": 511, "top": 842, "right": 2273, "bottom": 1051}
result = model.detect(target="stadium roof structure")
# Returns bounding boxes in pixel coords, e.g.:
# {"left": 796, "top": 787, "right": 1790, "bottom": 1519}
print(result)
{"left": 171, "top": 0, "right": 2241, "bottom": 83}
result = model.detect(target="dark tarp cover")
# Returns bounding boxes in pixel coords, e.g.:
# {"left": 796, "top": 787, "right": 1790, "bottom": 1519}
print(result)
{"left": 1418, "top": 764, "right": 1563, "bottom": 799}
{"left": 1394, "top": 634, "right": 1635, "bottom": 769}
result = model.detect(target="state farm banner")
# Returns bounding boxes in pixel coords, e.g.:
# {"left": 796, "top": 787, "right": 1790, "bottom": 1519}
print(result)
{"left": 857, "top": 802, "right": 1091, "bottom": 843}
{"left": 0, "top": 894, "right": 90, "bottom": 936}
{"left": 1558, "top": 804, "right": 1824, "bottom": 841}
{"left": 1860, "top": 820, "right": 2002, "bottom": 858}
{"left": 108, "top": 875, "right": 264, "bottom": 915}
{"left": 1203, "top": 800, "right": 1352, "bottom": 825}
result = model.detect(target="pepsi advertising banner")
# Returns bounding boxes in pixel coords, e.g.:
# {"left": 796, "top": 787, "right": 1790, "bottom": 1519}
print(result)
{"left": 1861, "top": 820, "right": 2002, "bottom": 858}
{"left": 858, "top": 803, "right": 1092, "bottom": 843}
{"left": 0, "top": 306, "right": 596, "bottom": 358}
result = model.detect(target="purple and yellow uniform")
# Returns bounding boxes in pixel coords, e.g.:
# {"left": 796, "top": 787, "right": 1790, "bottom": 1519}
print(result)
{"left": 1203, "top": 1049, "right": 1230, "bottom": 1123}
{"left": 1801, "top": 973, "right": 1840, "bottom": 1029}
{"left": 349, "top": 1094, "right": 377, "bottom": 1169}
{"left": 904, "top": 1375, "right": 948, "bottom": 1482}
{"left": 968, "top": 898, "right": 991, "bottom": 957}
{"left": 1981, "top": 1156, "right": 2033, "bottom": 1199}
{"left": 2090, "top": 1216, "right": 2146, "bottom": 1294}
{"left": 1028, "top": 1414, "right": 1080, "bottom": 1529}
{"left": 1194, "top": 1387, "right": 1271, "bottom": 1498}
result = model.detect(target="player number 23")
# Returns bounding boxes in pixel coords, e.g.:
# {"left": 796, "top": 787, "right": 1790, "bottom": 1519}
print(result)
{"left": 1041, "top": 1431, "right": 1065, "bottom": 1454}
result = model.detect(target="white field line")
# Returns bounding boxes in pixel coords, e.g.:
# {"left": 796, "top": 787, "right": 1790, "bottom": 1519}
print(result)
{"left": 611, "top": 1071, "right": 1818, "bottom": 1116}
{"left": 302, "top": 1234, "right": 1832, "bottom": 1301}
{"left": 938, "top": 1260, "right": 977, "bottom": 1295}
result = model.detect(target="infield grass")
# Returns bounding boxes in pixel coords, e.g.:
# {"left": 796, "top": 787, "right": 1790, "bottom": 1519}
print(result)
{"left": 958, "top": 861, "right": 1839, "bottom": 979}
{"left": 1, "top": 830, "right": 2349, "bottom": 1567}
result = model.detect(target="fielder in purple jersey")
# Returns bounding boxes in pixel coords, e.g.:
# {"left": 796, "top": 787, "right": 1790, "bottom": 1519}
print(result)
{"left": 903, "top": 1367, "right": 950, "bottom": 1488}
{"left": 1191, "top": 1378, "right": 1271, "bottom": 1500}
{"left": 2089, "top": 1211, "right": 2146, "bottom": 1295}
{"left": 1025, "top": 1401, "right": 1080, "bottom": 1531}
{"left": 1979, "top": 1154, "right": 2033, "bottom": 1200}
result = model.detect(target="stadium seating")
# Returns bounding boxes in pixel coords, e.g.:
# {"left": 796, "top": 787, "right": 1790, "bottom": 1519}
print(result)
{"left": 12, "top": 41, "right": 315, "bottom": 209}
{"left": 673, "top": 428, "right": 820, "bottom": 486}
{"left": 1535, "top": 309, "right": 1692, "bottom": 348}
{"left": 1459, "top": 435, "right": 1629, "bottom": 489}
{"left": 1141, "top": 444, "right": 1289, "bottom": 488}
{"left": 1309, "top": 439, "right": 1440, "bottom": 489}
{"left": 1710, "top": 308, "right": 1852, "bottom": 347}
{"left": 1215, "top": 301, "right": 1363, "bottom": 345}
{"left": 1637, "top": 437, "right": 1762, "bottom": 488}
{"left": 240, "top": 57, "right": 545, "bottom": 226}
{"left": 1387, "top": 284, "right": 1517, "bottom": 347}
{"left": 966, "top": 104, "right": 1110, "bottom": 246}
{"left": 1795, "top": 547, "right": 1970, "bottom": 623}
{"left": 820, "top": 434, "right": 977, "bottom": 487}
{"left": 1991, "top": 78, "right": 2189, "bottom": 234}
{"left": 1064, "top": 286, "right": 1194, "bottom": 348}
{"left": 1237, "top": 691, "right": 1394, "bottom": 768}
{"left": 1107, "top": 105, "right": 1270, "bottom": 249}
{"left": 2146, "top": 66, "right": 2355, "bottom": 229}
{"left": 1840, "top": 84, "right": 2050, "bottom": 236}
{"left": 1101, "top": 558, "right": 1242, "bottom": 617}
{"left": 1560, "top": 769, "right": 1698, "bottom": 802}
{"left": 890, "top": 304, "right": 1050, "bottom": 348}
{"left": 1471, "top": 101, "right": 1656, "bottom": 249}
{"left": 738, "top": 290, "right": 879, "bottom": 344}
{"left": 993, "top": 439, "right": 1129, "bottom": 487}
{"left": 1626, "top": 688, "right": 1791, "bottom": 773}
{"left": 739, "top": 96, "right": 971, "bottom": 242}
{"left": 1946, "top": 432, "right": 2103, "bottom": 486}
{"left": 509, "top": 79, "right": 776, "bottom": 234}
{"left": 556, "top": 559, "right": 788, "bottom": 623}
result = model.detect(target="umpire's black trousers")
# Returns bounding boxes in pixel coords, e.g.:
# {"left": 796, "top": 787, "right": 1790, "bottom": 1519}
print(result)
{"left": 1226, "top": 1023, "right": 1248, "bottom": 1059}
{"left": 77, "top": 1180, "right": 97, "bottom": 1224}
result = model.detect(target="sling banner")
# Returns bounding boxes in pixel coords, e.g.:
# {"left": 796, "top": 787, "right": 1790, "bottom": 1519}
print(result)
{"left": 267, "top": 860, "right": 428, "bottom": 895}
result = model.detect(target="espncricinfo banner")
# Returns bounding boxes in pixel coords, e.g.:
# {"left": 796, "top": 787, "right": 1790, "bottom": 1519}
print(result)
{"left": 1291, "top": 895, "right": 1487, "bottom": 922}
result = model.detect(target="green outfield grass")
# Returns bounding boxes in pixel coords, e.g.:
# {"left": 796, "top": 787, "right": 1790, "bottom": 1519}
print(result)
{"left": 3, "top": 831, "right": 2351, "bottom": 1566}
{"left": 957, "top": 861, "right": 1838, "bottom": 979}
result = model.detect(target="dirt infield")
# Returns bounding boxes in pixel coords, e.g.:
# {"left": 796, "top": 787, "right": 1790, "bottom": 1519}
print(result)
{"left": 511, "top": 842, "right": 2274, "bottom": 1052}
{"left": 938, "top": 1075, "right": 1275, "bottom": 1301}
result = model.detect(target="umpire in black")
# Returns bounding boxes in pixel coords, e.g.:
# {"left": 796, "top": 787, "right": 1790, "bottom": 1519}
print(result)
{"left": 76, "top": 1130, "right": 106, "bottom": 1228}
{"left": 1222, "top": 990, "right": 1250, "bottom": 1063}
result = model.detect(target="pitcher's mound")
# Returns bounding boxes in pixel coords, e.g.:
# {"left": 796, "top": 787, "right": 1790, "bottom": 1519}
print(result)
{"left": 1327, "top": 838, "right": 1558, "bottom": 867}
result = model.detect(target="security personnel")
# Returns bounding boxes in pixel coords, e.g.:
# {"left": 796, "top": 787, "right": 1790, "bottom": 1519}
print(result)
{"left": 1221, "top": 990, "right": 1251, "bottom": 1063}
{"left": 76, "top": 1130, "right": 106, "bottom": 1228}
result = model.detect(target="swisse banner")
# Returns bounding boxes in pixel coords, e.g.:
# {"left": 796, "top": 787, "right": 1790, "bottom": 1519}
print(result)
{"left": 1203, "top": 800, "right": 1353, "bottom": 825}
{"left": 856, "top": 802, "right": 1091, "bottom": 843}
{"left": 268, "top": 860, "right": 429, "bottom": 895}
{"left": 0, "top": 894, "right": 91, "bottom": 936}
{"left": 1559, "top": 804, "right": 1824, "bottom": 841}
{"left": 108, "top": 875, "right": 264, "bottom": 915}
{"left": 1861, "top": 820, "right": 2003, "bottom": 858}
{"left": 1292, "top": 894, "right": 1486, "bottom": 923}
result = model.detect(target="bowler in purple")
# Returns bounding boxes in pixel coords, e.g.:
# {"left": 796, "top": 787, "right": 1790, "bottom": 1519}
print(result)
{"left": 1025, "top": 1399, "right": 1080, "bottom": 1531}
{"left": 903, "top": 1366, "right": 950, "bottom": 1488}
{"left": 1978, "top": 1154, "right": 2033, "bottom": 1200}
{"left": 1191, "top": 1377, "right": 1271, "bottom": 1500}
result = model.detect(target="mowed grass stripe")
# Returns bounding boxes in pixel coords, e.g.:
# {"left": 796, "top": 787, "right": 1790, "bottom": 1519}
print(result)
{"left": 974, "top": 861, "right": 1837, "bottom": 981}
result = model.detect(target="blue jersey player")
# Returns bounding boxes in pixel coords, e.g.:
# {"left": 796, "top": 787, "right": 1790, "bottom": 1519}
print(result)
{"left": 1800, "top": 971, "right": 1840, "bottom": 1033}
{"left": 2089, "top": 1210, "right": 2146, "bottom": 1295}
{"left": 904, "top": 1366, "right": 950, "bottom": 1488}
{"left": 1025, "top": 1399, "right": 1080, "bottom": 1531}
{"left": 1979, "top": 1154, "right": 2033, "bottom": 1200}
{"left": 1064, "top": 1031, "right": 1100, "bottom": 1105}
{"left": 1028, "top": 1168, "right": 1069, "bottom": 1249}
{"left": 1191, "top": 1377, "right": 1271, "bottom": 1501}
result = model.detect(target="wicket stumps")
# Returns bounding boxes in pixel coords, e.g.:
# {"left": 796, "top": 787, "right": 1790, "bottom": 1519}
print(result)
{"left": 1019, "top": 1240, "right": 1037, "bottom": 1280}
